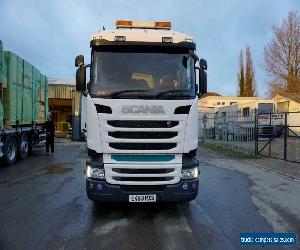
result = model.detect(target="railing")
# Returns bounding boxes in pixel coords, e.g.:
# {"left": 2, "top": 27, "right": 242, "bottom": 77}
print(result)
{"left": 256, "top": 112, "right": 300, "bottom": 163}
{"left": 199, "top": 110, "right": 257, "bottom": 155}
{"left": 199, "top": 110, "right": 300, "bottom": 162}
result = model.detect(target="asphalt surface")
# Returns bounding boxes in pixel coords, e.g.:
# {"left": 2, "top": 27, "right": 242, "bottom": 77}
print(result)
{"left": 0, "top": 140, "right": 299, "bottom": 250}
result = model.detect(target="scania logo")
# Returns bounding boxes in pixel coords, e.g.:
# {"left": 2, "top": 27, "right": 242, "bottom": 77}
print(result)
{"left": 122, "top": 105, "right": 165, "bottom": 114}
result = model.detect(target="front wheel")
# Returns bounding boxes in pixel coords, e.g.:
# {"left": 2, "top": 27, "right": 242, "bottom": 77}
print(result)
{"left": 3, "top": 137, "right": 18, "bottom": 166}
{"left": 19, "top": 135, "right": 29, "bottom": 160}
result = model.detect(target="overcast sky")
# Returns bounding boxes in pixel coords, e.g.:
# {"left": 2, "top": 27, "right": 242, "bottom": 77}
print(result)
{"left": 0, "top": 0, "right": 299, "bottom": 96}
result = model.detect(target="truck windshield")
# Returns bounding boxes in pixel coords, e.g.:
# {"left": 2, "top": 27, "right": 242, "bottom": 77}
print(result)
{"left": 90, "top": 46, "right": 195, "bottom": 99}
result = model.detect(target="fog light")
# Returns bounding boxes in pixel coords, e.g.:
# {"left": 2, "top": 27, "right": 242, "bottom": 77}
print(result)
{"left": 181, "top": 167, "right": 199, "bottom": 180}
{"left": 86, "top": 165, "right": 105, "bottom": 179}
{"left": 97, "top": 184, "right": 103, "bottom": 191}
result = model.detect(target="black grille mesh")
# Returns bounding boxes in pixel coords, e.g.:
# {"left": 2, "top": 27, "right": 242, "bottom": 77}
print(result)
{"left": 107, "top": 120, "right": 179, "bottom": 128}
{"left": 108, "top": 131, "right": 178, "bottom": 139}
{"left": 109, "top": 143, "right": 177, "bottom": 150}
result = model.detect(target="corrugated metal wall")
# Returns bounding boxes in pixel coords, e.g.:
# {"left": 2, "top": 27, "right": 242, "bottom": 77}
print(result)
{"left": 48, "top": 83, "right": 83, "bottom": 141}
{"left": 48, "top": 84, "right": 76, "bottom": 99}
{"left": 48, "top": 84, "right": 81, "bottom": 115}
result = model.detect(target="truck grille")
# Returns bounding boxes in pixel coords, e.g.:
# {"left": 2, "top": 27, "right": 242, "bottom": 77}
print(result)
{"left": 105, "top": 119, "right": 181, "bottom": 152}
{"left": 112, "top": 168, "right": 174, "bottom": 174}
{"left": 107, "top": 120, "right": 179, "bottom": 128}
{"left": 104, "top": 163, "right": 182, "bottom": 185}
{"left": 101, "top": 113, "right": 185, "bottom": 184}
{"left": 109, "top": 143, "right": 177, "bottom": 150}
{"left": 112, "top": 177, "right": 174, "bottom": 182}
{"left": 108, "top": 131, "right": 178, "bottom": 139}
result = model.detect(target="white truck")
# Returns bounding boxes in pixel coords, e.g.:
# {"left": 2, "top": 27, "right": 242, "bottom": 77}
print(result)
{"left": 75, "top": 20, "right": 207, "bottom": 202}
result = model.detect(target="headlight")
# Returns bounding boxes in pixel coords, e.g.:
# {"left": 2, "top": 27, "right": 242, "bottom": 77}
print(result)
{"left": 86, "top": 165, "right": 105, "bottom": 179}
{"left": 181, "top": 167, "right": 199, "bottom": 180}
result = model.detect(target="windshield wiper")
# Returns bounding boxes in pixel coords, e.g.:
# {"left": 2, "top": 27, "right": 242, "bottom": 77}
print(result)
{"left": 109, "top": 90, "right": 149, "bottom": 98}
{"left": 156, "top": 90, "right": 192, "bottom": 98}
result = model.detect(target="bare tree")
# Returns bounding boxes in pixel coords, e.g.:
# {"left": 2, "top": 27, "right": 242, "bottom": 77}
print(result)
{"left": 245, "top": 46, "right": 256, "bottom": 96}
{"left": 237, "top": 50, "right": 245, "bottom": 96}
{"left": 265, "top": 11, "right": 300, "bottom": 95}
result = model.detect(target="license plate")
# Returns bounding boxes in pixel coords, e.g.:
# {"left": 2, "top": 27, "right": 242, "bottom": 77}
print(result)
{"left": 129, "top": 194, "right": 156, "bottom": 202}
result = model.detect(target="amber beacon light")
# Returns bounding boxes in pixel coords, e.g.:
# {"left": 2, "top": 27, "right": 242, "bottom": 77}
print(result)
{"left": 116, "top": 20, "right": 171, "bottom": 29}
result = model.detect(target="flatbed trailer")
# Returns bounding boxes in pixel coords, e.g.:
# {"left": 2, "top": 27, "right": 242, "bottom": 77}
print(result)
{"left": 0, "top": 124, "right": 46, "bottom": 165}
{"left": 0, "top": 40, "right": 48, "bottom": 165}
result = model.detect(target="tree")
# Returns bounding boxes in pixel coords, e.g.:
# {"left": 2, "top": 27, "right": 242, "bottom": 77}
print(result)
{"left": 264, "top": 11, "right": 300, "bottom": 96}
{"left": 245, "top": 46, "right": 256, "bottom": 96}
{"left": 237, "top": 50, "right": 245, "bottom": 96}
{"left": 237, "top": 47, "right": 256, "bottom": 97}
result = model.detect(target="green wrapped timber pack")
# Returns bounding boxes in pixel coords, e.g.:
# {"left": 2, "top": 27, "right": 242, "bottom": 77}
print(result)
{"left": 39, "top": 75, "right": 48, "bottom": 122}
{"left": 0, "top": 98, "right": 3, "bottom": 129}
{"left": 3, "top": 51, "right": 48, "bottom": 127}
{"left": 0, "top": 40, "right": 7, "bottom": 87}
{"left": 0, "top": 40, "right": 7, "bottom": 129}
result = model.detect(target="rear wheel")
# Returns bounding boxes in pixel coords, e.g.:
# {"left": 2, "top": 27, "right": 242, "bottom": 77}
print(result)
{"left": 3, "top": 137, "right": 18, "bottom": 166}
{"left": 19, "top": 135, "right": 29, "bottom": 160}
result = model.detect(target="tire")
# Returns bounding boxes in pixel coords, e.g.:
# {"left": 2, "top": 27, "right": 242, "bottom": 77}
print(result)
{"left": 3, "top": 137, "right": 18, "bottom": 166}
{"left": 19, "top": 135, "right": 29, "bottom": 160}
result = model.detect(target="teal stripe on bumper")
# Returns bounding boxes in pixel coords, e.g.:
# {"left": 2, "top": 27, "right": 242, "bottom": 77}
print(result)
{"left": 111, "top": 155, "right": 175, "bottom": 162}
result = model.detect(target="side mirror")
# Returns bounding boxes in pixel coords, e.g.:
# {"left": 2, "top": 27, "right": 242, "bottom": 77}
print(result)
{"left": 75, "top": 55, "right": 84, "bottom": 67}
{"left": 76, "top": 67, "right": 86, "bottom": 92}
{"left": 200, "top": 58, "right": 207, "bottom": 70}
{"left": 197, "top": 58, "right": 208, "bottom": 97}
{"left": 199, "top": 69, "right": 207, "bottom": 96}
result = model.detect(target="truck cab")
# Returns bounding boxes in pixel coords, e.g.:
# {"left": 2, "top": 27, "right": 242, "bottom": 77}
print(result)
{"left": 75, "top": 20, "right": 207, "bottom": 202}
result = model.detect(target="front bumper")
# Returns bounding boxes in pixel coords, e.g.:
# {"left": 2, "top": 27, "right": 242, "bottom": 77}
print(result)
{"left": 86, "top": 178, "right": 199, "bottom": 202}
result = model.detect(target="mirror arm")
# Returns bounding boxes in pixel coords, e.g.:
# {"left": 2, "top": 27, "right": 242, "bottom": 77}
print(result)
{"left": 84, "top": 64, "right": 91, "bottom": 69}
{"left": 191, "top": 52, "right": 199, "bottom": 61}
{"left": 83, "top": 64, "right": 91, "bottom": 94}
{"left": 82, "top": 90, "right": 88, "bottom": 97}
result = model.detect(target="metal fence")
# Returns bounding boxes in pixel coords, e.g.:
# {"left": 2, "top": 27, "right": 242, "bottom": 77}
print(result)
{"left": 199, "top": 110, "right": 256, "bottom": 155}
{"left": 199, "top": 111, "right": 300, "bottom": 163}
{"left": 256, "top": 112, "right": 300, "bottom": 163}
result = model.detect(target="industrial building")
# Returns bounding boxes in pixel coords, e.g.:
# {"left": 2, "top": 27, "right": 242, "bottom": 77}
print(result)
{"left": 273, "top": 93, "right": 300, "bottom": 113}
{"left": 48, "top": 78, "right": 82, "bottom": 140}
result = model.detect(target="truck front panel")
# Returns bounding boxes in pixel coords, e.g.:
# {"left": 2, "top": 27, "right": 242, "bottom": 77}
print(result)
{"left": 85, "top": 95, "right": 199, "bottom": 202}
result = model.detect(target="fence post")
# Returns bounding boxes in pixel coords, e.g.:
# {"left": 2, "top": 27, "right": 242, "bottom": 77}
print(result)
{"left": 284, "top": 112, "right": 288, "bottom": 161}
{"left": 268, "top": 111, "right": 271, "bottom": 157}
{"left": 254, "top": 109, "right": 258, "bottom": 156}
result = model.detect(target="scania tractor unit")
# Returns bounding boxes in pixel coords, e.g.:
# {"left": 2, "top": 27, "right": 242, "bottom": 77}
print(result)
{"left": 75, "top": 20, "right": 207, "bottom": 202}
